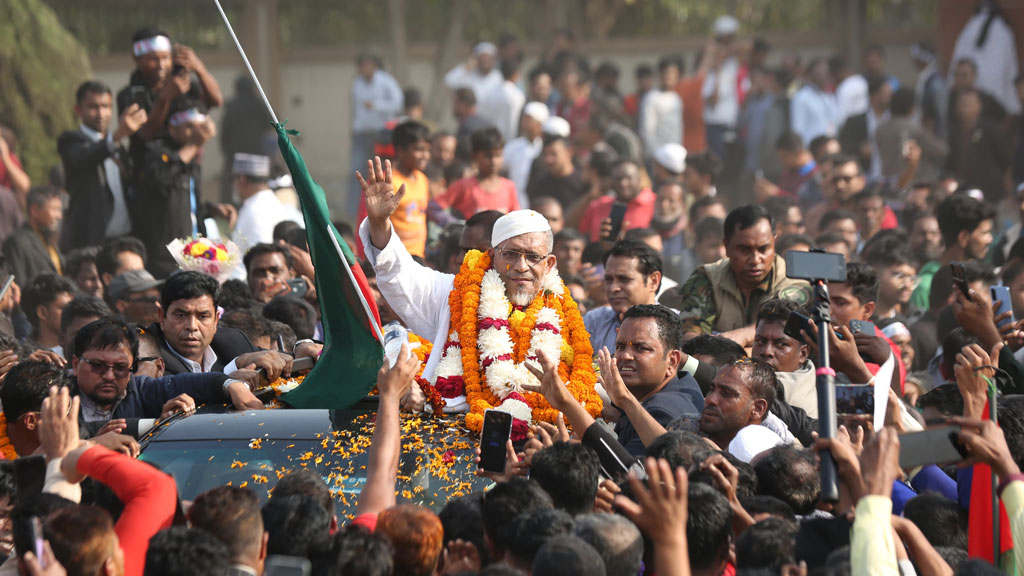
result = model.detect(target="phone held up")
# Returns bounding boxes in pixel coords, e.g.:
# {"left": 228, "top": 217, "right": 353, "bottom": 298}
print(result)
{"left": 478, "top": 409, "right": 513, "bottom": 474}
{"left": 950, "top": 261, "right": 970, "bottom": 298}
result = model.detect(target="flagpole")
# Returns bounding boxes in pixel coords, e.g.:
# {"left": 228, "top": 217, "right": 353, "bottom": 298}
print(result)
{"left": 326, "top": 225, "right": 386, "bottom": 345}
{"left": 212, "top": 0, "right": 279, "bottom": 125}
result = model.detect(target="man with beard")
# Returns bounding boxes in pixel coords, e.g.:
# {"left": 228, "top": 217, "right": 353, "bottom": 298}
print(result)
{"left": 2, "top": 186, "right": 64, "bottom": 284}
{"left": 751, "top": 299, "right": 815, "bottom": 417}
{"left": 863, "top": 239, "right": 918, "bottom": 320}
{"left": 653, "top": 182, "right": 689, "bottom": 283}
{"left": 700, "top": 357, "right": 776, "bottom": 451}
{"left": 359, "top": 156, "right": 602, "bottom": 425}
{"left": 910, "top": 193, "right": 995, "bottom": 311}
{"left": 907, "top": 210, "right": 943, "bottom": 268}
{"left": 664, "top": 204, "right": 811, "bottom": 344}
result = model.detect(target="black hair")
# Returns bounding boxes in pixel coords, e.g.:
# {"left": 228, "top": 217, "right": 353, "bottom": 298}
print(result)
{"left": 739, "top": 495, "right": 796, "bottom": 524}
{"left": 941, "top": 327, "right": 979, "bottom": 382}
{"left": 623, "top": 228, "right": 659, "bottom": 242}
{"left": 903, "top": 492, "right": 968, "bottom": 549}
{"left": 0, "top": 461, "right": 14, "bottom": 503}
{"left": 724, "top": 204, "right": 774, "bottom": 245}
{"left": 438, "top": 493, "right": 488, "bottom": 564}
{"left": 918, "top": 384, "right": 964, "bottom": 421}
{"left": 686, "top": 482, "right": 733, "bottom": 572}
{"left": 830, "top": 153, "right": 862, "bottom": 174}
{"left": 467, "top": 126, "right": 502, "bottom": 153}
{"left": 317, "top": 525, "right": 395, "bottom": 576}
{"left": 131, "top": 27, "right": 170, "bottom": 44}
{"left": 571, "top": 513, "right": 643, "bottom": 576}
{"left": 529, "top": 65, "right": 552, "bottom": 83}
{"left": 621, "top": 304, "right": 683, "bottom": 353}
{"left": 1005, "top": 260, "right": 1024, "bottom": 287}
{"left": 809, "top": 135, "right": 835, "bottom": 159}
{"left": 530, "top": 442, "right": 600, "bottom": 516}
{"left": 531, "top": 535, "right": 605, "bottom": 576}
{"left": 218, "top": 279, "right": 256, "bottom": 311}
{"left": 935, "top": 193, "right": 996, "bottom": 247}
{"left": 1, "top": 360, "right": 71, "bottom": 422}
{"left": 219, "top": 308, "right": 274, "bottom": 347}
{"left": 644, "top": 430, "right": 707, "bottom": 470}
{"left": 273, "top": 220, "right": 304, "bottom": 244}
{"left": 443, "top": 158, "right": 472, "bottom": 184}
{"left": 757, "top": 298, "right": 805, "bottom": 326}
{"left": 243, "top": 242, "right": 294, "bottom": 273}
{"left": 508, "top": 508, "right": 575, "bottom": 566}
{"left": 735, "top": 517, "right": 797, "bottom": 571}
{"left": 403, "top": 86, "right": 423, "bottom": 109}
{"left": 761, "top": 195, "right": 797, "bottom": 223}
{"left": 143, "top": 527, "right": 230, "bottom": 576}
{"left": 262, "top": 295, "right": 317, "bottom": 341}
{"left": 97, "top": 236, "right": 147, "bottom": 278}
{"left": 685, "top": 152, "right": 722, "bottom": 178}
{"left": 500, "top": 58, "right": 520, "bottom": 81}
{"left": 596, "top": 61, "right": 619, "bottom": 78}
{"left": 454, "top": 87, "right": 476, "bottom": 106}
{"left": 74, "top": 316, "right": 139, "bottom": 360}
{"left": 753, "top": 445, "right": 820, "bottom": 515}
{"left": 393, "top": 120, "right": 431, "bottom": 150}
{"left": 262, "top": 494, "right": 331, "bottom": 558}
{"left": 861, "top": 233, "right": 913, "bottom": 269}
{"left": 588, "top": 145, "right": 620, "bottom": 179}
{"left": 776, "top": 233, "right": 815, "bottom": 254}
{"left": 273, "top": 469, "right": 334, "bottom": 516}
{"left": 682, "top": 334, "right": 746, "bottom": 366}
{"left": 603, "top": 239, "right": 663, "bottom": 277}
{"left": 693, "top": 217, "right": 725, "bottom": 246}
{"left": 188, "top": 486, "right": 264, "bottom": 563}
{"left": 60, "top": 295, "right": 111, "bottom": 335}
{"left": 63, "top": 246, "right": 100, "bottom": 279}
{"left": 774, "top": 132, "right": 805, "bottom": 154}
{"left": 25, "top": 185, "right": 62, "bottom": 210}
{"left": 75, "top": 80, "right": 112, "bottom": 104}
{"left": 690, "top": 450, "right": 759, "bottom": 501}
{"left": 481, "top": 478, "right": 553, "bottom": 551}
{"left": 996, "top": 395, "right": 1024, "bottom": 471}
{"left": 635, "top": 64, "right": 653, "bottom": 78}
{"left": 866, "top": 73, "right": 888, "bottom": 96}
{"left": 890, "top": 87, "right": 916, "bottom": 116}
{"left": 657, "top": 55, "right": 682, "bottom": 73}
{"left": 838, "top": 262, "right": 880, "bottom": 306}
{"left": 160, "top": 271, "right": 219, "bottom": 313}
{"left": 465, "top": 210, "right": 504, "bottom": 244}
{"left": 21, "top": 273, "right": 77, "bottom": 329}
{"left": 957, "top": 558, "right": 1004, "bottom": 576}
{"left": 828, "top": 55, "right": 848, "bottom": 78}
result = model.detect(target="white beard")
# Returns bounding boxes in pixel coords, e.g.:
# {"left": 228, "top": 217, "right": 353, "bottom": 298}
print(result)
{"left": 506, "top": 269, "right": 550, "bottom": 307}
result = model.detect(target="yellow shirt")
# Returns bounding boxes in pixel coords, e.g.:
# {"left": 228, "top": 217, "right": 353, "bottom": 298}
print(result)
{"left": 390, "top": 169, "right": 428, "bottom": 258}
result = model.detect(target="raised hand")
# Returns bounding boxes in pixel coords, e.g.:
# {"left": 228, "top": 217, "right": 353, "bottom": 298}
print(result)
{"left": 948, "top": 416, "right": 1021, "bottom": 478}
{"left": 859, "top": 427, "right": 901, "bottom": 498}
{"left": 39, "top": 386, "right": 81, "bottom": 462}
{"left": 614, "top": 458, "right": 690, "bottom": 576}
{"left": 523, "top": 348, "right": 572, "bottom": 412}
{"left": 953, "top": 341, "right": 1001, "bottom": 420}
{"left": 115, "top": 104, "right": 149, "bottom": 140}
{"left": 376, "top": 342, "right": 419, "bottom": 403}
{"left": 597, "top": 347, "right": 630, "bottom": 407}
{"left": 358, "top": 157, "right": 407, "bottom": 225}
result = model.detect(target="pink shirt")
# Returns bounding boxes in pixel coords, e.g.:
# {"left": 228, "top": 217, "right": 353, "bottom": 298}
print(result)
{"left": 440, "top": 176, "right": 520, "bottom": 217}
{"left": 579, "top": 189, "right": 656, "bottom": 242}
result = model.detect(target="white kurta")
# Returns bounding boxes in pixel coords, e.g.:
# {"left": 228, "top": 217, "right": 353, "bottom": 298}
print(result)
{"left": 358, "top": 218, "right": 465, "bottom": 410}
{"left": 233, "top": 189, "right": 303, "bottom": 251}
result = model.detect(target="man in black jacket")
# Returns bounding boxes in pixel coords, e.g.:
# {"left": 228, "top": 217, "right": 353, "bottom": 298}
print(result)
{"left": 2, "top": 186, "right": 64, "bottom": 285}
{"left": 57, "top": 81, "right": 147, "bottom": 252}
{"left": 70, "top": 317, "right": 263, "bottom": 430}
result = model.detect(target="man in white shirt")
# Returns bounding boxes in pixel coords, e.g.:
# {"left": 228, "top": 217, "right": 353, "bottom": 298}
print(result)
{"left": 444, "top": 42, "right": 504, "bottom": 103}
{"left": 702, "top": 16, "right": 743, "bottom": 159}
{"left": 479, "top": 59, "right": 526, "bottom": 141}
{"left": 791, "top": 59, "right": 839, "bottom": 146}
{"left": 640, "top": 57, "right": 683, "bottom": 161}
{"left": 950, "top": 3, "right": 1021, "bottom": 116}
{"left": 350, "top": 53, "right": 403, "bottom": 214}
{"left": 231, "top": 153, "right": 302, "bottom": 256}
{"left": 832, "top": 56, "right": 868, "bottom": 128}
{"left": 503, "top": 102, "right": 550, "bottom": 208}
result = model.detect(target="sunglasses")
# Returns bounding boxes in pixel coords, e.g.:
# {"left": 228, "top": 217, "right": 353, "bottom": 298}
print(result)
{"left": 79, "top": 357, "right": 131, "bottom": 378}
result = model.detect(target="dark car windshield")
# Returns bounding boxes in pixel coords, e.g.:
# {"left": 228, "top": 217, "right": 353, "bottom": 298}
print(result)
{"left": 139, "top": 411, "right": 490, "bottom": 522}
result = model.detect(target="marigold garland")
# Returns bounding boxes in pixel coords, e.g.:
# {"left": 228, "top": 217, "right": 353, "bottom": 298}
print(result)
{"left": 409, "top": 333, "right": 445, "bottom": 416}
{"left": 449, "top": 250, "right": 602, "bottom": 433}
{"left": 0, "top": 414, "right": 17, "bottom": 460}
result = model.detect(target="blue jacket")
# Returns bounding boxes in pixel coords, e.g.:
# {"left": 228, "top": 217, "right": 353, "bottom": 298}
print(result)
{"left": 614, "top": 374, "right": 704, "bottom": 457}
{"left": 74, "top": 371, "right": 231, "bottom": 424}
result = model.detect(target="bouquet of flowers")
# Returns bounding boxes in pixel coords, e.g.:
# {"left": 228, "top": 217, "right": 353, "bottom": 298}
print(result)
{"left": 166, "top": 236, "right": 241, "bottom": 283}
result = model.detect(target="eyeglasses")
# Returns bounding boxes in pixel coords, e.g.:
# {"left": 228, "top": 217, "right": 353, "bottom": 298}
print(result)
{"left": 890, "top": 271, "right": 920, "bottom": 286}
{"left": 79, "top": 357, "right": 131, "bottom": 378}
{"left": 496, "top": 248, "right": 550, "bottom": 268}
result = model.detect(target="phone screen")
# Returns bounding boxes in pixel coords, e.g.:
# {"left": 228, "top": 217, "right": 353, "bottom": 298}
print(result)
{"left": 479, "top": 410, "right": 513, "bottom": 473}
{"left": 835, "top": 385, "right": 874, "bottom": 415}
{"left": 951, "top": 262, "right": 969, "bottom": 297}
{"left": 286, "top": 278, "right": 307, "bottom": 298}
{"left": 608, "top": 202, "right": 628, "bottom": 240}
{"left": 992, "top": 286, "right": 1015, "bottom": 328}
{"left": 784, "top": 311, "right": 812, "bottom": 343}
{"left": 784, "top": 251, "right": 847, "bottom": 282}
{"left": 849, "top": 320, "right": 876, "bottom": 335}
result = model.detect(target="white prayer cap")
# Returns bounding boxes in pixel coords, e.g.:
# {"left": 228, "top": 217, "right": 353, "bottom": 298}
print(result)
{"left": 491, "top": 210, "right": 553, "bottom": 248}
{"left": 542, "top": 116, "right": 571, "bottom": 138}
{"left": 232, "top": 153, "right": 272, "bottom": 179}
{"left": 881, "top": 321, "right": 910, "bottom": 340}
{"left": 474, "top": 42, "right": 498, "bottom": 56}
{"left": 522, "top": 102, "right": 550, "bottom": 124}
{"left": 653, "top": 143, "right": 687, "bottom": 174}
{"left": 728, "top": 425, "right": 783, "bottom": 463}
{"left": 964, "top": 188, "right": 985, "bottom": 202}
{"left": 712, "top": 15, "right": 739, "bottom": 37}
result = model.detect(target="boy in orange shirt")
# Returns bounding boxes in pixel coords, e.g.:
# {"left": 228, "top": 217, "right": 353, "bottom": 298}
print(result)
{"left": 358, "top": 120, "right": 431, "bottom": 258}
{"left": 439, "top": 126, "right": 519, "bottom": 218}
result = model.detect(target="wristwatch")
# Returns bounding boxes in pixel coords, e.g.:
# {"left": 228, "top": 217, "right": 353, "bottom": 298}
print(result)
{"left": 223, "top": 377, "right": 253, "bottom": 394}
{"left": 292, "top": 339, "right": 316, "bottom": 355}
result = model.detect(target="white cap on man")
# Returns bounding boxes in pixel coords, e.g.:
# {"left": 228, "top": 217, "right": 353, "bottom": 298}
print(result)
{"left": 522, "top": 102, "right": 551, "bottom": 125}
{"left": 232, "top": 153, "right": 272, "bottom": 179}
{"left": 541, "top": 116, "right": 571, "bottom": 138}
{"left": 654, "top": 143, "right": 687, "bottom": 175}
{"left": 474, "top": 42, "right": 497, "bottom": 57}
{"left": 713, "top": 15, "right": 739, "bottom": 37}
{"left": 491, "top": 210, "right": 552, "bottom": 247}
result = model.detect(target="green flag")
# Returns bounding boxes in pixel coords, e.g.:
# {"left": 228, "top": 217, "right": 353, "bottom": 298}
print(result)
{"left": 274, "top": 123, "right": 384, "bottom": 408}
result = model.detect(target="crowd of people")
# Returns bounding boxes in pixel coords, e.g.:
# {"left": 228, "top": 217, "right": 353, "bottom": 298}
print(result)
{"left": 0, "top": 4, "right": 1023, "bottom": 575}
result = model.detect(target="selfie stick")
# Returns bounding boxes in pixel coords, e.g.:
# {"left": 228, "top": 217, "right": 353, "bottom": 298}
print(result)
{"left": 811, "top": 279, "right": 840, "bottom": 502}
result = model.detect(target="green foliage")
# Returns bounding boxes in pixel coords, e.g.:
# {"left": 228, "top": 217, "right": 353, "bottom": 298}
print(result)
{"left": 0, "top": 0, "right": 90, "bottom": 184}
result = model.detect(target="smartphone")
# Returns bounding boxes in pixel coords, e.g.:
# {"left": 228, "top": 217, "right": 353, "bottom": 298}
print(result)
{"left": 951, "top": 261, "right": 970, "bottom": 298}
{"left": 992, "top": 285, "right": 1015, "bottom": 329}
{"left": 835, "top": 384, "right": 874, "bottom": 415}
{"left": 478, "top": 409, "right": 513, "bottom": 473}
{"left": 849, "top": 320, "right": 876, "bottom": 336}
{"left": 14, "top": 455, "right": 47, "bottom": 498}
{"left": 264, "top": 555, "right": 311, "bottom": 576}
{"left": 286, "top": 278, "right": 307, "bottom": 298}
{"left": 12, "top": 515, "right": 44, "bottom": 568}
{"left": 129, "top": 85, "right": 148, "bottom": 108}
{"left": 898, "top": 426, "right": 969, "bottom": 469}
{"left": 784, "top": 311, "right": 813, "bottom": 343}
{"left": 607, "top": 202, "right": 628, "bottom": 240}
{"left": 0, "top": 273, "right": 14, "bottom": 304}
{"left": 785, "top": 250, "right": 847, "bottom": 282}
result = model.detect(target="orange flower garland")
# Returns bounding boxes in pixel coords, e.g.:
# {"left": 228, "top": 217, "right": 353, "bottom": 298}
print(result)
{"left": 409, "top": 333, "right": 445, "bottom": 415}
{"left": 0, "top": 414, "right": 17, "bottom": 460}
{"left": 453, "top": 250, "right": 602, "bottom": 432}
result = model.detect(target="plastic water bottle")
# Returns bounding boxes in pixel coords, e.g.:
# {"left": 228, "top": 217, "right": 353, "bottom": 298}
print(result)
{"left": 383, "top": 321, "right": 411, "bottom": 368}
